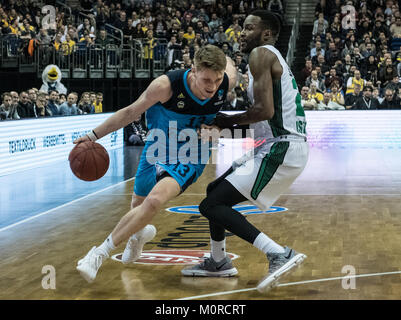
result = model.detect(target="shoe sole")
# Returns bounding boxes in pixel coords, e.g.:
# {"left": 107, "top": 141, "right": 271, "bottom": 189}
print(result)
{"left": 256, "top": 253, "right": 307, "bottom": 293}
{"left": 122, "top": 225, "right": 156, "bottom": 264}
{"left": 181, "top": 267, "right": 238, "bottom": 277}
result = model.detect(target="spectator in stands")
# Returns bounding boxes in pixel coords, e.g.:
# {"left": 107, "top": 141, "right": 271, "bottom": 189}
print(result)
{"left": 95, "top": 28, "right": 112, "bottom": 48}
{"left": 300, "top": 86, "right": 317, "bottom": 110}
{"left": 78, "top": 92, "right": 94, "bottom": 114}
{"left": 351, "top": 85, "right": 380, "bottom": 110}
{"left": 308, "top": 83, "right": 324, "bottom": 103}
{"left": 59, "top": 93, "right": 79, "bottom": 116}
{"left": 142, "top": 29, "right": 157, "bottom": 66}
{"left": 329, "top": 15, "right": 342, "bottom": 39}
{"left": 345, "top": 83, "right": 363, "bottom": 109}
{"left": 46, "top": 90, "right": 60, "bottom": 116}
{"left": 37, "top": 28, "right": 52, "bottom": 46}
{"left": 17, "top": 91, "right": 34, "bottom": 118}
{"left": 114, "top": 11, "right": 128, "bottom": 35}
{"left": 154, "top": 13, "right": 168, "bottom": 38}
{"left": 225, "top": 22, "right": 241, "bottom": 53}
{"left": 373, "top": 87, "right": 384, "bottom": 103}
{"left": 360, "top": 41, "right": 376, "bottom": 59}
{"left": 346, "top": 69, "right": 366, "bottom": 94}
{"left": 300, "top": 59, "right": 313, "bottom": 86}
{"left": 77, "top": 17, "right": 96, "bottom": 39}
{"left": 28, "top": 92, "right": 40, "bottom": 118}
{"left": 314, "top": 54, "right": 330, "bottom": 75}
{"left": 306, "top": 69, "right": 326, "bottom": 92}
{"left": 361, "top": 55, "right": 378, "bottom": 83}
{"left": 0, "top": 92, "right": 20, "bottom": 120}
{"left": 208, "top": 13, "right": 222, "bottom": 33}
{"left": 341, "top": 37, "right": 356, "bottom": 59}
{"left": 325, "top": 67, "right": 342, "bottom": 89}
{"left": 61, "top": 33, "right": 76, "bottom": 57}
{"left": 385, "top": 74, "right": 401, "bottom": 92}
{"left": 201, "top": 25, "right": 215, "bottom": 45}
{"left": 379, "top": 88, "right": 401, "bottom": 109}
{"left": 221, "top": 42, "right": 232, "bottom": 58}
{"left": 183, "top": 25, "right": 196, "bottom": 46}
{"left": 131, "top": 11, "right": 141, "bottom": 28}
{"left": 317, "top": 92, "right": 345, "bottom": 110}
{"left": 53, "top": 31, "right": 63, "bottom": 52}
{"left": 214, "top": 25, "right": 227, "bottom": 47}
{"left": 58, "top": 94, "right": 67, "bottom": 105}
{"left": 379, "top": 64, "right": 397, "bottom": 87}
{"left": 325, "top": 41, "right": 341, "bottom": 67}
{"left": 376, "top": 31, "right": 389, "bottom": 51}
{"left": 221, "top": 90, "right": 247, "bottom": 111}
{"left": 94, "top": 93, "right": 103, "bottom": 113}
{"left": 28, "top": 88, "right": 37, "bottom": 104}
{"left": 312, "top": 13, "right": 329, "bottom": 41}
{"left": 10, "top": 91, "right": 19, "bottom": 110}
{"left": 373, "top": 18, "right": 390, "bottom": 39}
{"left": 330, "top": 84, "right": 345, "bottom": 107}
{"left": 310, "top": 40, "right": 325, "bottom": 58}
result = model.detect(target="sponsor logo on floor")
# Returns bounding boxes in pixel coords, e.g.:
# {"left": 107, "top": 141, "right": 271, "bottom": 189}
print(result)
{"left": 111, "top": 250, "right": 239, "bottom": 265}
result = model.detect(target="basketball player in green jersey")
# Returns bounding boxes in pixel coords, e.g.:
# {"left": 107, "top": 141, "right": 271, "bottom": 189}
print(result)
{"left": 182, "top": 10, "right": 309, "bottom": 293}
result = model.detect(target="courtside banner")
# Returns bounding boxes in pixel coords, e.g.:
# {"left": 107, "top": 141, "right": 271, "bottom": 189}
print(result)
{"left": 0, "top": 113, "right": 123, "bottom": 176}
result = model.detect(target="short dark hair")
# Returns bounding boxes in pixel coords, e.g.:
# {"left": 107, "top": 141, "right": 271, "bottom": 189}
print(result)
{"left": 250, "top": 10, "right": 281, "bottom": 37}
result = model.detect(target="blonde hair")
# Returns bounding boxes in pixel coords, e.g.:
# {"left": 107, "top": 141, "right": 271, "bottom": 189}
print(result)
{"left": 194, "top": 44, "right": 227, "bottom": 72}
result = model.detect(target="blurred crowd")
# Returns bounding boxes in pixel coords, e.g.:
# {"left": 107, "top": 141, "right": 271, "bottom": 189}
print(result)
{"left": 300, "top": 0, "right": 401, "bottom": 110}
{"left": 1, "top": 0, "right": 284, "bottom": 118}
{"left": 0, "top": 89, "right": 103, "bottom": 120}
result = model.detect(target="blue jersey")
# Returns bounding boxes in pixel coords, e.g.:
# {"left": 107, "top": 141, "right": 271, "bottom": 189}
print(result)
{"left": 134, "top": 69, "right": 229, "bottom": 196}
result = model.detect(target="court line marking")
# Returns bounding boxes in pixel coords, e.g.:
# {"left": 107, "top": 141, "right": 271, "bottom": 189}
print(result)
{"left": 176, "top": 270, "right": 401, "bottom": 300}
{"left": 0, "top": 177, "right": 135, "bottom": 234}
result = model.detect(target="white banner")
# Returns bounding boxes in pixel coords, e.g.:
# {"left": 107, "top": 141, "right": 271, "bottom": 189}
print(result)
{"left": 0, "top": 113, "right": 123, "bottom": 176}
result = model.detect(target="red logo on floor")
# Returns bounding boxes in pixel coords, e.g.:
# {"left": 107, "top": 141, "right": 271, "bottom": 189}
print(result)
{"left": 111, "top": 250, "right": 239, "bottom": 265}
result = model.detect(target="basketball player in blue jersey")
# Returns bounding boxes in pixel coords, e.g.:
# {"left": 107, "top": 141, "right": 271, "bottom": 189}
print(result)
{"left": 74, "top": 45, "right": 238, "bottom": 283}
{"left": 182, "top": 11, "right": 309, "bottom": 293}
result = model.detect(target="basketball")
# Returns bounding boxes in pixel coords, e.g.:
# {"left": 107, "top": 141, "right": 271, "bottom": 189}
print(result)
{"left": 69, "top": 141, "right": 109, "bottom": 181}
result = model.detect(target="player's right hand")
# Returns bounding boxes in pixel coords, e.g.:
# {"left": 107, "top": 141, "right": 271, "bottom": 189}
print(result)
{"left": 73, "top": 135, "right": 91, "bottom": 144}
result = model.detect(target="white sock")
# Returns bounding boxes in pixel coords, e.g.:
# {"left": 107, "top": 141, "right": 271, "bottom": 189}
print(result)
{"left": 97, "top": 234, "right": 116, "bottom": 256}
{"left": 253, "top": 233, "right": 285, "bottom": 255}
{"left": 211, "top": 238, "right": 226, "bottom": 262}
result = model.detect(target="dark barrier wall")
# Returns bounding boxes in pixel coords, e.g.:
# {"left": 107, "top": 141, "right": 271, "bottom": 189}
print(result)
{"left": 0, "top": 71, "right": 152, "bottom": 112}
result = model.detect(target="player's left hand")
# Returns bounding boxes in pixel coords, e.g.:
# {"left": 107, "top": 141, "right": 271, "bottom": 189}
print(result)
{"left": 213, "top": 112, "right": 234, "bottom": 128}
{"left": 73, "top": 135, "right": 91, "bottom": 144}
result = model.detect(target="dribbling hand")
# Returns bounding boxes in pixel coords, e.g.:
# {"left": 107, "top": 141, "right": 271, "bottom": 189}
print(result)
{"left": 73, "top": 135, "right": 91, "bottom": 144}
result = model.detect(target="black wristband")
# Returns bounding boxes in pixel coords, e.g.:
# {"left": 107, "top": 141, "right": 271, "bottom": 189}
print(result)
{"left": 92, "top": 130, "right": 99, "bottom": 139}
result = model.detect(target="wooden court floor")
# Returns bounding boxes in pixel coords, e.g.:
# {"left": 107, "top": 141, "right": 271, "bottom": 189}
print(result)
{"left": 1, "top": 144, "right": 401, "bottom": 300}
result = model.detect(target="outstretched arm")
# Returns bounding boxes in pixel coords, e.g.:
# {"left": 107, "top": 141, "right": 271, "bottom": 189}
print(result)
{"left": 74, "top": 75, "right": 172, "bottom": 143}
{"left": 214, "top": 47, "right": 276, "bottom": 128}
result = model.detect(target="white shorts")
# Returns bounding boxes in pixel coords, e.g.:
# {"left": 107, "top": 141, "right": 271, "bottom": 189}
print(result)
{"left": 225, "top": 139, "right": 309, "bottom": 211}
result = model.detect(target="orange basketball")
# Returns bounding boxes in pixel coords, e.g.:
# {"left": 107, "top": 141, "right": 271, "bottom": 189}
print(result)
{"left": 69, "top": 141, "right": 109, "bottom": 181}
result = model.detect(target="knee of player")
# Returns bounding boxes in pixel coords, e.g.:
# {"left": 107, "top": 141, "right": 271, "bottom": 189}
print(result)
{"left": 142, "top": 195, "right": 164, "bottom": 214}
{"left": 199, "top": 198, "right": 213, "bottom": 217}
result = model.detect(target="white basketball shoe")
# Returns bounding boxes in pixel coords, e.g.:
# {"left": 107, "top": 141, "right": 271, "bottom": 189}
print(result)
{"left": 121, "top": 224, "right": 157, "bottom": 264}
{"left": 76, "top": 246, "right": 109, "bottom": 283}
